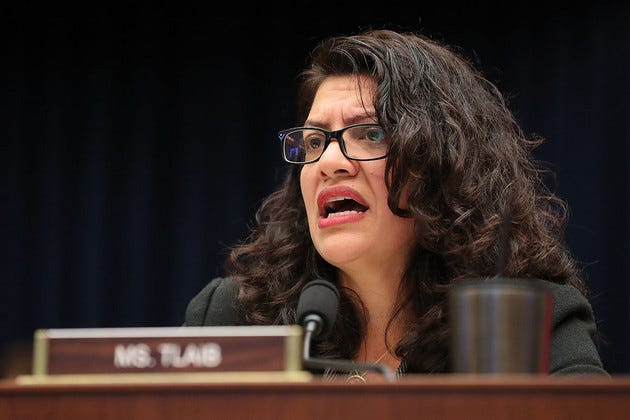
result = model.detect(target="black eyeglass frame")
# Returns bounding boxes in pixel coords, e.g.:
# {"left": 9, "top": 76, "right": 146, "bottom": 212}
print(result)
{"left": 277, "top": 123, "right": 389, "bottom": 164}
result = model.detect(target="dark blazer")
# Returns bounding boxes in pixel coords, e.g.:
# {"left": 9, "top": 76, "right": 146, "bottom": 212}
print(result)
{"left": 184, "top": 277, "right": 608, "bottom": 375}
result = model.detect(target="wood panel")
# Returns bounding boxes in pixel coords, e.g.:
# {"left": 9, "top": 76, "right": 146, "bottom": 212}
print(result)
{"left": 1, "top": 375, "right": 629, "bottom": 420}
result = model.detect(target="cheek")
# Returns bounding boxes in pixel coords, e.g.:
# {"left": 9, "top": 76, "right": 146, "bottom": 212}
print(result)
{"left": 374, "top": 163, "right": 409, "bottom": 209}
{"left": 366, "top": 164, "right": 388, "bottom": 196}
{"left": 299, "top": 167, "right": 316, "bottom": 209}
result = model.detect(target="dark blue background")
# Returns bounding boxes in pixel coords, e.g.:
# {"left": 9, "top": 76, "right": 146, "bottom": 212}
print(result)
{"left": 3, "top": 3, "right": 629, "bottom": 374}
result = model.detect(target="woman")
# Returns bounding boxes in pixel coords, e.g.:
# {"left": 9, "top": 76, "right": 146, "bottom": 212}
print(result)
{"left": 184, "top": 29, "right": 607, "bottom": 377}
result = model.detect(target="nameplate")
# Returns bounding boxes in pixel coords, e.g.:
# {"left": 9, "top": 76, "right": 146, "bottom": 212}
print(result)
{"left": 32, "top": 326, "right": 303, "bottom": 375}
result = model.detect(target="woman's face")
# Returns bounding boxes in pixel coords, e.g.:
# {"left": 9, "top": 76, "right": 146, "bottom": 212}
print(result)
{"left": 299, "top": 75, "right": 416, "bottom": 278}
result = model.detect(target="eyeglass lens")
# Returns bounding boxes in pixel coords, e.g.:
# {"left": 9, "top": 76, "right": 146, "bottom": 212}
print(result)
{"left": 282, "top": 125, "right": 388, "bottom": 163}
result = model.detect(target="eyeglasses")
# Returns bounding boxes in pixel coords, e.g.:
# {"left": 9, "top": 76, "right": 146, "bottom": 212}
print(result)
{"left": 278, "top": 123, "right": 390, "bottom": 164}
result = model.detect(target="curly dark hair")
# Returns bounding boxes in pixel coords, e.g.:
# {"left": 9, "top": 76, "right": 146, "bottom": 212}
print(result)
{"left": 224, "top": 29, "right": 585, "bottom": 373}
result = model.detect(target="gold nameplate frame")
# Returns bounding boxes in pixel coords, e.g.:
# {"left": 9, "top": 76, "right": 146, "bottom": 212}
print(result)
{"left": 31, "top": 325, "right": 303, "bottom": 377}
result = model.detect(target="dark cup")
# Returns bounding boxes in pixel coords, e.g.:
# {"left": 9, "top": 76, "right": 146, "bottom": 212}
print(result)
{"left": 449, "top": 277, "right": 553, "bottom": 374}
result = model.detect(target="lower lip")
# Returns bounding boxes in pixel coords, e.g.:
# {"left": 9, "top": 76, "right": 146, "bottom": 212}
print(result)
{"left": 318, "top": 212, "right": 366, "bottom": 228}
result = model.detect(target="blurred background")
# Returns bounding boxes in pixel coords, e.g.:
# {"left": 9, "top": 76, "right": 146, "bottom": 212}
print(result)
{"left": 2, "top": 2, "right": 629, "bottom": 376}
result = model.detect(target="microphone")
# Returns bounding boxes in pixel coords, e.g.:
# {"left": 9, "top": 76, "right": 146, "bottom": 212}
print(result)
{"left": 297, "top": 279, "right": 396, "bottom": 382}
{"left": 297, "top": 278, "right": 340, "bottom": 339}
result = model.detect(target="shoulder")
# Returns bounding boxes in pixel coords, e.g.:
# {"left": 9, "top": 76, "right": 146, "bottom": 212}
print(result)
{"left": 547, "top": 281, "right": 592, "bottom": 323}
{"left": 183, "top": 277, "right": 239, "bottom": 326}
{"left": 545, "top": 281, "right": 608, "bottom": 375}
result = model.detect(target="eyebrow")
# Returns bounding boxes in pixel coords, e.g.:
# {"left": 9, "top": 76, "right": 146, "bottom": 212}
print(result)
{"left": 304, "top": 114, "right": 378, "bottom": 128}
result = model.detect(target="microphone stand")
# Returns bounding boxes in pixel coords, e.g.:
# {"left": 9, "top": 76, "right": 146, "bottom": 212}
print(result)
{"left": 301, "top": 317, "right": 396, "bottom": 382}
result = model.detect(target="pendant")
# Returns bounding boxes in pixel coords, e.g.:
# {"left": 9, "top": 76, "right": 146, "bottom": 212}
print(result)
{"left": 346, "top": 371, "right": 367, "bottom": 384}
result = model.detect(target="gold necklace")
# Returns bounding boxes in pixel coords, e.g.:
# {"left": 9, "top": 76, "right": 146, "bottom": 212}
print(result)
{"left": 346, "top": 351, "right": 389, "bottom": 384}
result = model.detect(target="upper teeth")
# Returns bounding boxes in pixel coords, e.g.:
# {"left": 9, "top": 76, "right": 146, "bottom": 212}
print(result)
{"left": 327, "top": 196, "right": 351, "bottom": 203}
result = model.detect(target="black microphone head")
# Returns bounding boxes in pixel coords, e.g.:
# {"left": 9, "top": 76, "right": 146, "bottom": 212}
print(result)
{"left": 297, "top": 279, "right": 340, "bottom": 339}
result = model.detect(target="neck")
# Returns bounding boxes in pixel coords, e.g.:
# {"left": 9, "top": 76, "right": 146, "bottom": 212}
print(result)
{"left": 338, "top": 268, "right": 409, "bottom": 367}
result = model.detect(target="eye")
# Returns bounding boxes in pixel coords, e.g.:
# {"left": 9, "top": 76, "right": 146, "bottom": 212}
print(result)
{"left": 352, "top": 126, "right": 386, "bottom": 144}
{"left": 365, "top": 127, "right": 385, "bottom": 143}
{"left": 304, "top": 132, "right": 325, "bottom": 150}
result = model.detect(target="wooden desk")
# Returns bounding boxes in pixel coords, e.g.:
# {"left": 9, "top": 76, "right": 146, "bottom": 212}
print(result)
{"left": 2, "top": 374, "right": 629, "bottom": 420}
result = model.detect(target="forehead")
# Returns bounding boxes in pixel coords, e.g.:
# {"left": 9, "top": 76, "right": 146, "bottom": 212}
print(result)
{"left": 307, "top": 75, "right": 377, "bottom": 125}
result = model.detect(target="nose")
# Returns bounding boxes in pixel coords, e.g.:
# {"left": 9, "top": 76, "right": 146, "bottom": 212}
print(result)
{"left": 316, "top": 138, "right": 358, "bottom": 178}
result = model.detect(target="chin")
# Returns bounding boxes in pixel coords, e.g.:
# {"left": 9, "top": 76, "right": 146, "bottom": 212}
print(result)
{"left": 315, "top": 242, "right": 369, "bottom": 267}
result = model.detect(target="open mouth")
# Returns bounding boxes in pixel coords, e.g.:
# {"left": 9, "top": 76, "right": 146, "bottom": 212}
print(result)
{"left": 323, "top": 197, "right": 369, "bottom": 218}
